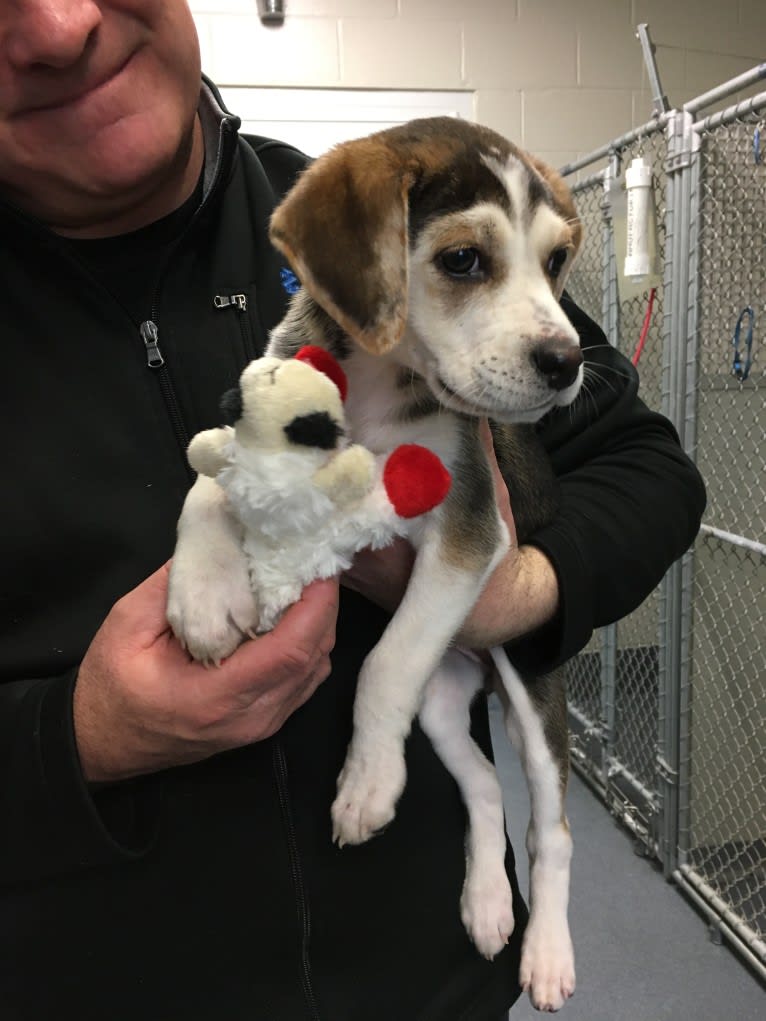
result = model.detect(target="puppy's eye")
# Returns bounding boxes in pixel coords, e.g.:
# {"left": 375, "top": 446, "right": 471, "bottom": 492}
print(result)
{"left": 439, "top": 247, "right": 481, "bottom": 277}
{"left": 546, "top": 248, "right": 569, "bottom": 279}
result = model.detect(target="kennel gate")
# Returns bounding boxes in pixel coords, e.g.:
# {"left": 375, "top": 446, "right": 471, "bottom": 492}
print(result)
{"left": 559, "top": 66, "right": 766, "bottom": 979}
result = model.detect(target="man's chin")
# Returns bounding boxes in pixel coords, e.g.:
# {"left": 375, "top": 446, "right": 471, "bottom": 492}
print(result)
{"left": 38, "top": 116, "right": 200, "bottom": 236}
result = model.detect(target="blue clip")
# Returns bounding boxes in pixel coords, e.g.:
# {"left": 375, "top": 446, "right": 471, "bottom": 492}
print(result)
{"left": 280, "top": 267, "right": 301, "bottom": 295}
{"left": 732, "top": 306, "right": 754, "bottom": 382}
{"left": 755, "top": 123, "right": 763, "bottom": 165}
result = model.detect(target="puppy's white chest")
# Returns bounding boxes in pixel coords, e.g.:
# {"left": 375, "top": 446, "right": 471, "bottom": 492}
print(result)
{"left": 343, "top": 356, "right": 461, "bottom": 468}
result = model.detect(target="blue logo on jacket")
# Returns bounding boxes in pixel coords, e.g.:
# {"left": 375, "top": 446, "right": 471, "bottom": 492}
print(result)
{"left": 280, "top": 268, "right": 301, "bottom": 295}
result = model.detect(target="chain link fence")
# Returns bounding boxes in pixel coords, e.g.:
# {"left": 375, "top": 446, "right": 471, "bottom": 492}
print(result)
{"left": 560, "top": 73, "right": 766, "bottom": 978}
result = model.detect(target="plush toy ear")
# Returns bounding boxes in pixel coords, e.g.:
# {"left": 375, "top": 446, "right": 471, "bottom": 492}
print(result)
{"left": 219, "top": 385, "right": 243, "bottom": 426}
{"left": 294, "top": 345, "right": 348, "bottom": 401}
{"left": 270, "top": 136, "right": 417, "bottom": 356}
{"left": 187, "top": 427, "right": 233, "bottom": 478}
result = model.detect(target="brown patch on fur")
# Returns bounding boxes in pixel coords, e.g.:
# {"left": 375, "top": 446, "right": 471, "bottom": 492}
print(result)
{"left": 490, "top": 422, "right": 558, "bottom": 541}
{"left": 270, "top": 139, "right": 415, "bottom": 355}
{"left": 441, "top": 420, "right": 505, "bottom": 572}
{"left": 526, "top": 667, "right": 570, "bottom": 791}
{"left": 528, "top": 155, "right": 583, "bottom": 260}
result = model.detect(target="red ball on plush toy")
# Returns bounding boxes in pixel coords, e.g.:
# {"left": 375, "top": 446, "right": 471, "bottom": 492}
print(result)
{"left": 383, "top": 444, "right": 452, "bottom": 519}
{"left": 294, "top": 345, "right": 348, "bottom": 402}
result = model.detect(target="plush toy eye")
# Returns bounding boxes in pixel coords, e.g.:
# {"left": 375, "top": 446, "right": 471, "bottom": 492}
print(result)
{"left": 284, "top": 412, "right": 342, "bottom": 450}
{"left": 546, "top": 247, "right": 569, "bottom": 279}
{"left": 439, "top": 247, "right": 481, "bottom": 277}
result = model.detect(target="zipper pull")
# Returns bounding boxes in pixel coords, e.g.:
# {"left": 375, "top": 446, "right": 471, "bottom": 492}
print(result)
{"left": 140, "top": 320, "right": 165, "bottom": 369}
{"left": 214, "top": 293, "right": 248, "bottom": 311}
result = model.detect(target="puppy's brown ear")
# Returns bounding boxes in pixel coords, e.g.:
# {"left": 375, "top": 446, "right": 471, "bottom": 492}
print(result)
{"left": 270, "top": 138, "right": 416, "bottom": 355}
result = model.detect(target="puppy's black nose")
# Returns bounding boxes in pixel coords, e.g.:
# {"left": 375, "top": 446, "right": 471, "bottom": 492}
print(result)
{"left": 532, "top": 340, "right": 583, "bottom": 391}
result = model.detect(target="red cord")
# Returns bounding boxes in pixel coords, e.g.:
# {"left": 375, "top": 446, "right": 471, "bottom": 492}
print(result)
{"left": 632, "top": 287, "right": 656, "bottom": 366}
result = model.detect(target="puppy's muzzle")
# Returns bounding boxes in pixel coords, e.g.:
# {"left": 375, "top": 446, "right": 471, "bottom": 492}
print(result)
{"left": 532, "top": 339, "right": 584, "bottom": 391}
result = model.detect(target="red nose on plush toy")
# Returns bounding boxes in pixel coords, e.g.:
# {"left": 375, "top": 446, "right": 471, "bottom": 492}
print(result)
{"left": 383, "top": 445, "right": 452, "bottom": 519}
{"left": 294, "top": 345, "right": 348, "bottom": 402}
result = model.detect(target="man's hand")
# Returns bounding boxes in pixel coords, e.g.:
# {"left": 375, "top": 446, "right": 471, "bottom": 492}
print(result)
{"left": 73, "top": 563, "right": 339, "bottom": 784}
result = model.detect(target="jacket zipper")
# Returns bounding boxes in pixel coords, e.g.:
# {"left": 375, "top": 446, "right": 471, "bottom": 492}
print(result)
{"left": 272, "top": 739, "right": 322, "bottom": 1021}
{"left": 137, "top": 119, "right": 239, "bottom": 467}
{"left": 139, "top": 317, "right": 191, "bottom": 461}
{"left": 214, "top": 292, "right": 256, "bottom": 361}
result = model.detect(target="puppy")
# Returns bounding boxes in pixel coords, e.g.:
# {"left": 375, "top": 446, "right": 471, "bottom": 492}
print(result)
{"left": 168, "top": 117, "right": 583, "bottom": 1012}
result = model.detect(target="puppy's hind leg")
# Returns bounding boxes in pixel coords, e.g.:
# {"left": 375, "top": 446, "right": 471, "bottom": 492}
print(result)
{"left": 489, "top": 649, "right": 575, "bottom": 1013}
{"left": 418, "top": 649, "right": 514, "bottom": 960}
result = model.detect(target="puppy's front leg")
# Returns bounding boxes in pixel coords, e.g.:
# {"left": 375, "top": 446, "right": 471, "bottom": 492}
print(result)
{"left": 167, "top": 475, "right": 259, "bottom": 664}
{"left": 332, "top": 512, "right": 509, "bottom": 846}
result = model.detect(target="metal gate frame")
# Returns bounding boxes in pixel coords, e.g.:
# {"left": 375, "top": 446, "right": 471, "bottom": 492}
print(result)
{"left": 559, "top": 64, "right": 766, "bottom": 980}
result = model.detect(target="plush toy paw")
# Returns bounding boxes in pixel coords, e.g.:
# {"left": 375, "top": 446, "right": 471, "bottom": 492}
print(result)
{"left": 382, "top": 444, "right": 451, "bottom": 519}
{"left": 312, "top": 444, "right": 376, "bottom": 506}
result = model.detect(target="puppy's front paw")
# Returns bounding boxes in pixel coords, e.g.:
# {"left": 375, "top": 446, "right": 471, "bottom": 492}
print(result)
{"left": 331, "top": 745, "right": 406, "bottom": 846}
{"left": 520, "top": 916, "right": 575, "bottom": 1012}
{"left": 167, "top": 552, "right": 259, "bottom": 666}
{"left": 461, "top": 867, "right": 515, "bottom": 960}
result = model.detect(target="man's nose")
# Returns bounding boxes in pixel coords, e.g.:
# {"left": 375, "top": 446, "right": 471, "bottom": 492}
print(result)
{"left": 6, "top": 1, "right": 102, "bottom": 70}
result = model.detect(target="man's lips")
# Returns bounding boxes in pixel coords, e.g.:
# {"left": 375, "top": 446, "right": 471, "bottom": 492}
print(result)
{"left": 16, "top": 54, "right": 133, "bottom": 117}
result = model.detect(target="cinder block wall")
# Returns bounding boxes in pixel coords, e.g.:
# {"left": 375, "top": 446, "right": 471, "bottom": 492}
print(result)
{"left": 189, "top": 0, "right": 765, "bottom": 168}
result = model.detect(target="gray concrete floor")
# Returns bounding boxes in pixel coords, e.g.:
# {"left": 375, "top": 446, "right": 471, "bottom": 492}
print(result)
{"left": 488, "top": 696, "right": 765, "bottom": 1021}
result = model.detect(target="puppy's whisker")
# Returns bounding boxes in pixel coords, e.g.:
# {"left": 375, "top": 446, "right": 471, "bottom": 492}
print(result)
{"left": 583, "top": 366, "right": 618, "bottom": 395}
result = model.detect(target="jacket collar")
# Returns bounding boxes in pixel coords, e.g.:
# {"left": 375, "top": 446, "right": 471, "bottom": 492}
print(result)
{"left": 198, "top": 74, "right": 242, "bottom": 202}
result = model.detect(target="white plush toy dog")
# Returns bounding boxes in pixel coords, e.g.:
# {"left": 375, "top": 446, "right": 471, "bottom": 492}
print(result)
{"left": 185, "top": 345, "right": 451, "bottom": 636}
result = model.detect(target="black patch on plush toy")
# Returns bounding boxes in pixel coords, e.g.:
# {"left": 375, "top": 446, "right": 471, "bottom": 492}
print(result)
{"left": 220, "top": 385, "right": 243, "bottom": 425}
{"left": 284, "top": 412, "right": 341, "bottom": 450}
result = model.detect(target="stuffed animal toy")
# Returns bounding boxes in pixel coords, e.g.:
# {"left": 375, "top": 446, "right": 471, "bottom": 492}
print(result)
{"left": 186, "top": 346, "right": 451, "bottom": 635}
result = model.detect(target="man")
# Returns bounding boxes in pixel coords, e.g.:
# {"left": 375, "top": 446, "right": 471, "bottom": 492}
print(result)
{"left": 0, "top": 3, "right": 705, "bottom": 1020}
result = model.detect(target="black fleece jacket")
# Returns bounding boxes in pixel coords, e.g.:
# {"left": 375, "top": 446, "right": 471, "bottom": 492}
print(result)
{"left": 0, "top": 80, "right": 705, "bottom": 1021}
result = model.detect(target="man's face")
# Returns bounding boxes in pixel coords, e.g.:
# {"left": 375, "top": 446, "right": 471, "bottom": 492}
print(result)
{"left": 0, "top": 1, "right": 202, "bottom": 229}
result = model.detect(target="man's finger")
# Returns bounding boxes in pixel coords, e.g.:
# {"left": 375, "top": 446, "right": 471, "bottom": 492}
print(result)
{"left": 212, "top": 577, "right": 339, "bottom": 692}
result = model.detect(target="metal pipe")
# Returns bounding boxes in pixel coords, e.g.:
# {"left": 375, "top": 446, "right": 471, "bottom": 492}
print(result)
{"left": 637, "top": 23, "right": 670, "bottom": 116}
{"left": 699, "top": 523, "right": 766, "bottom": 557}
{"left": 559, "top": 115, "right": 669, "bottom": 177}
{"left": 569, "top": 168, "right": 607, "bottom": 192}
{"left": 684, "top": 64, "right": 766, "bottom": 115}
{"left": 692, "top": 89, "right": 766, "bottom": 133}
{"left": 257, "top": 0, "right": 285, "bottom": 23}
{"left": 674, "top": 867, "right": 766, "bottom": 980}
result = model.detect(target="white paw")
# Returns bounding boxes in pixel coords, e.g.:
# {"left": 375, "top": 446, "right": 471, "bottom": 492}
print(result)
{"left": 331, "top": 745, "right": 406, "bottom": 846}
{"left": 520, "top": 916, "right": 575, "bottom": 1012}
{"left": 167, "top": 553, "right": 259, "bottom": 665}
{"left": 461, "top": 868, "right": 515, "bottom": 960}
